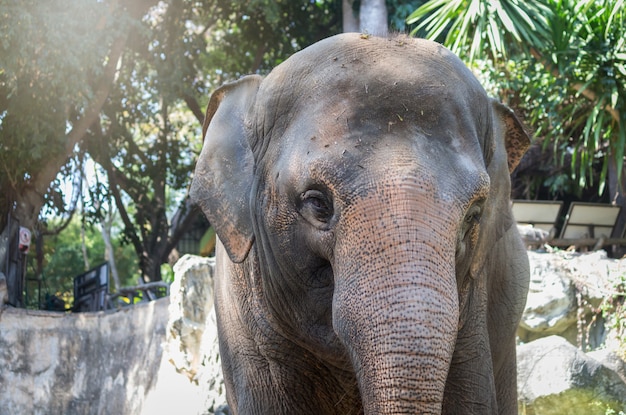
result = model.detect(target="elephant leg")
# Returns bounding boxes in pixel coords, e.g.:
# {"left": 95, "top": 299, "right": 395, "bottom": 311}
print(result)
{"left": 487, "top": 226, "right": 530, "bottom": 414}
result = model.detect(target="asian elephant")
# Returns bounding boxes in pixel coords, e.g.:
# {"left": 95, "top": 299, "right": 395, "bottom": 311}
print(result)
{"left": 190, "top": 33, "right": 530, "bottom": 414}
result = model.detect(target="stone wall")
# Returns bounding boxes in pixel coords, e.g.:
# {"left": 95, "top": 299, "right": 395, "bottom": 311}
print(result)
{"left": 0, "top": 298, "right": 170, "bottom": 415}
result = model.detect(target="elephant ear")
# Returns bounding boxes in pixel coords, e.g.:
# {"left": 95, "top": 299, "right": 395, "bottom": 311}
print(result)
{"left": 491, "top": 100, "right": 530, "bottom": 173}
{"left": 469, "top": 100, "right": 530, "bottom": 279}
{"left": 190, "top": 75, "right": 262, "bottom": 263}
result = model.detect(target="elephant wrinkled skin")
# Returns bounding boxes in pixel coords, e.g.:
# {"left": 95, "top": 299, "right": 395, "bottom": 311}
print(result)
{"left": 190, "top": 33, "right": 530, "bottom": 415}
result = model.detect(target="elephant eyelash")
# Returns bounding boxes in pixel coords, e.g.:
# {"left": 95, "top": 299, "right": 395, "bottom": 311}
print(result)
{"left": 462, "top": 203, "right": 483, "bottom": 236}
{"left": 299, "top": 189, "right": 335, "bottom": 225}
{"left": 465, "top": 208, "right": 481, "bottom": 223}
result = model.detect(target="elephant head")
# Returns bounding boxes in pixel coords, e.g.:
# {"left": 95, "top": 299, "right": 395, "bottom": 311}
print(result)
{"left": 191, "top": 33, "right": 530, "bottom": 414}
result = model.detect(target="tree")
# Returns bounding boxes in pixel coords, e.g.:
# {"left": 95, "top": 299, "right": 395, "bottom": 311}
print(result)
{"left": 5, "top": 0, "right": 428, "bottom": 287}
{"left": 408, "top": 0, "right": 626, "bottom": 235}
{"left": 343, "top": 0, "right": 427, "bottom": 33}
{"left": 25, "top": 216, "right": 139, "bottom": 309}
{"left": 85, "top": 0, "right": 342, "bottom": 281}
{"left": 0, "top": 0, "right": 159, "bottom": 277}
{"left": 1, "top": 0, "right": 343, "bottom": 285}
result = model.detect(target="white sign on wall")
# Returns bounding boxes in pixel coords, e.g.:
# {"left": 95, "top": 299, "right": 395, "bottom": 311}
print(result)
{"left": 19, "top": 227, "right": 31, "bottom": 254}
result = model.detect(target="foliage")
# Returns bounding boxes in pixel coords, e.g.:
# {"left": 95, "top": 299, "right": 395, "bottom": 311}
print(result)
{"left": 407, "top": 0, "right": 626, "bottom": 199}
{"left": 386, "top": 0, "right": 427, "bottom": 32}
{"left": 24, "top": 217, "right": 139, "bottom": 309}
{"left": 6, "top": 0, "right": 473, "bottom": 286}
{"left": 1, "top": 0, "right": 343, "bottom": 283}
{"left": 198, "top": 0, "right": 340, "bottom": 85}
{"left": 407, "top": 0, "right": 550, "bottom": 62}
{"left": 160, "top": 263, "right": 175, "bottom": 284}
{"left": 0, "top": 0, "right": 123, "bottom": 223}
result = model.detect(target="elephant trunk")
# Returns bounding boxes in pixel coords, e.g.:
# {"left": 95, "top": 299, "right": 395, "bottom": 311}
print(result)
{"left": 332, "top": 202, "right": 460, "bottom": 414}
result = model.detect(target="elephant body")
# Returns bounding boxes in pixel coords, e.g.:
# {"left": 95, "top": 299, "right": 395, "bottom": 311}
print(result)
{"left": 191, "top": 33, "right": 530, "bottom": 414}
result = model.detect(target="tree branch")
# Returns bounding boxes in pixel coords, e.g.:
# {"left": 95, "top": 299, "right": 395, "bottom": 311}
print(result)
{"left": 104, "top": 162, "right": 144, "bottom": 260}
{"left": 166, "top": 197, "right": 201, "bottom": 256}
{"left": 250, "top": 43, "right": 268, "bottom": 74}
{"left": 183, "top": 93, "right": 205, "bottom": 125}
{"left": 12, "top": 0, "right": 161, "bottom": 230}
{"left": 16, "top": 33, "right": 129, "bottom": 230}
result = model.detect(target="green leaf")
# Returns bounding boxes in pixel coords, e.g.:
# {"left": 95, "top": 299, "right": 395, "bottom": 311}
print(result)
{"left": 493, "top": 0, "right": 521, "bottom": 42}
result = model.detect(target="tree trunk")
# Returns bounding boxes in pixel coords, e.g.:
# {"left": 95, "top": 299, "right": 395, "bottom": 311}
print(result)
{"left": 359, "top": 0, "right": 388, "bottom": 36}
{"left": 100, "top": 215, "right": 121, "bottom": 291}
{"left": 0, "top": 0, "right": 159, "bottom": 285}
{"left": 342, "top": 0, "right": 359, "bottom": 32}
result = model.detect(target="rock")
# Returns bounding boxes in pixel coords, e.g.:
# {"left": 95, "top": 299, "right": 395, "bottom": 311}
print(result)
{"left": 164, "top": 253, "right": 626, "bottom": 415}
{"left": 518, "top": 224, "right": 550, "bottom": 245}
{"left": 519, "top": 252, "right": 577, "bottom": 341}
{"left": 588, "top": 348, "right": 626, "bottom": 386}
{"left": 519, "top": 250, "right": 626, "bottom": 349}
{"left": 167, "top": 254, "right": 216, "bottom": 381}
{"left": 517, "top": 336, "right": 626, "bottom": 415}
{"left": 0, "top": 272, "right": 8, "bottom": 305}
{"left": 197, "top": 306, "right": 230, "bottom": 415}
{"left": 166, "top": 254, "right": 229, "bottom": 414}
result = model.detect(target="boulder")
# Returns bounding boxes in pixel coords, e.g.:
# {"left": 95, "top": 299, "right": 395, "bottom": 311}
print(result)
{"left": 167, "top": 254, "right": 216, "bottom": 380}
{"left": 166, "top": 254, "right": 229, "bottom": 415}
{"left": 519, "top": 252, "right": 577, "bottom": 339}
{"left": 519, "top": 250, "right": 626, "bottom": 349}
{"left": 518, "top": 224, "right": 550, "bottom": 245}
{"left": 588, "top": 348, "right": 626, "bottom": 386}
{"left": 517, "top": 335, "right": 626, "bottom": 415}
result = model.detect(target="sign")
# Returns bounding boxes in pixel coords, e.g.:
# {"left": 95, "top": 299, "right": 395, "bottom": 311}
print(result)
{"left": 19, "top": 227, "right": 31, "bottom": 254}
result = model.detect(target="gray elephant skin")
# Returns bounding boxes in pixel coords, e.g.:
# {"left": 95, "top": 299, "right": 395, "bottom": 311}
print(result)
{"left": 190, "top": 33, "right": 530, "bottom": 414}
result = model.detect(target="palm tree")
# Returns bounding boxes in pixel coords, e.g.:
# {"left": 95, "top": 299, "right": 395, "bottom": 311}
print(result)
{"left": 408, "top": 0, "right": 626, "bottom": 238}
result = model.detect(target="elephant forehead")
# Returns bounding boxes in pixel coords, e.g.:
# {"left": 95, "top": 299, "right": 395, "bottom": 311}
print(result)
{"left": 271, "top": 121, "right": 489, "bottom": 206}
{"left": 266, "top": 33, "right": 476, "bottom": 83}
{"left": 254, "top": 34, "right": 490, "bottom": 152}
{"left": 271, "top": 86, "right": 487, "bottom": 172}
{"left": 259, "top": 33, "right": 487, "bottom": 106}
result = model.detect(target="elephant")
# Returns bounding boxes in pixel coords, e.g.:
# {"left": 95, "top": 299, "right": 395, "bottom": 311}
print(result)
{"left": 190, "top": 33, "right": 531, "bottom": 414}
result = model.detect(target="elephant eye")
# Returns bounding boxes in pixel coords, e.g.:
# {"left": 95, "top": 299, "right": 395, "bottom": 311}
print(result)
{"left": 462, "top": 203, "right": 482, "bottom": 238}
{"left": 299, "top": 189, "right": 334, "bottom": 225}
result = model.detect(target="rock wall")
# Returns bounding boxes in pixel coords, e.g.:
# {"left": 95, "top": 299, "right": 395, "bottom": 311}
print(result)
{"left": 166, "top": 255, "right": 228, "bottom": 414}
{"left": 0, "top": 298, "right": 169, "bottom": 415}
{"left": 520, "top": 250, "right": 626, "bottom": 350}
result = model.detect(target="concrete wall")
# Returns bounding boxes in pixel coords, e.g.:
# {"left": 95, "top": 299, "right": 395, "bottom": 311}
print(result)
{"left": 0, "top": 298, "right": 169, "bottom": 415}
